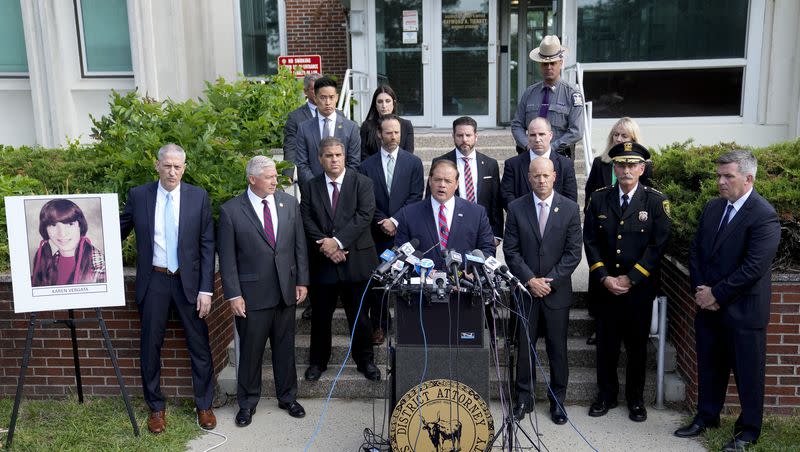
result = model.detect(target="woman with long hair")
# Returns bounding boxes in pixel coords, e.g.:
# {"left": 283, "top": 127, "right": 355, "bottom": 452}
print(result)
{"left": 360, "top": 85, "right": 415, "bottom": 161}
{"left": 31, "top": 199, "right": 106, "bottom": 286}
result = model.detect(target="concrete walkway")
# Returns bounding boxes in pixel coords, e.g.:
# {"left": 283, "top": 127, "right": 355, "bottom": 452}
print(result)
{"left": 188, "top": 399, "right": 706, "bottom": 452}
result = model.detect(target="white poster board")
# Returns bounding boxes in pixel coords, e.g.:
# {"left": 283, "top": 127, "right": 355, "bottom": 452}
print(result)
{"left": 5, "top": 194, "right": 125, "bottom": 313}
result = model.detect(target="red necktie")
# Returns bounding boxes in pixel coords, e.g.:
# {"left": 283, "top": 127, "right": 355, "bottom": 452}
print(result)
{"left": 438, "top": 203, "right": 449, "bottom": 249}
{"left": 262, "top": 199, "right": 275, "bottom": 247}
{"left": 463, "top": 157, "right": 476, "bottom": 203}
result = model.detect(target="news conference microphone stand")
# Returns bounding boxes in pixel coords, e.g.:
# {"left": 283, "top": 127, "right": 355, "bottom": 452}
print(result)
{"left": 6, "top": 308, "right": 140, "bottom": 447}
{"left": 485, "top": 283, "right": 540, "bottom": 452}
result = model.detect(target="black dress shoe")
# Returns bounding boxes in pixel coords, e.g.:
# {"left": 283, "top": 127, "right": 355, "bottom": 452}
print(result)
{"left": 357, "top": 362, "right": 381, "bottom": 381}
{"left": 235, "top": 407, "right": 256, "bottom": 427}
{"left": 550, "top": 405, "right": 568, "bottom": 425}
{"left": 278, "top": 400, "right": 306, "bottom": 418}
{"left": 512, "top": 400, "right": 533, "bottom": 421}
{"left": 721, "top": 438, "right": 755, "bottom": 451}
{"left": 628, "top": 403, "right": 647, "bottom": 422}
{"left": 588, "top": 399, "right": 617, "bottom": 417}
{"left": 301, "top": 305, "right": 313, "bottom": 320}
{"left": 674, "top": 422, "right": 707, "bottom": 438}
{"left": 304, "top": 365, "right": 326, "bottom": 381}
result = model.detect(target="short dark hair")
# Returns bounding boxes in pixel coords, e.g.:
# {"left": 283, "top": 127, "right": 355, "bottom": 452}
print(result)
{"left": 452, "top": 116, "right": 477, "bottom": 133}
{"left": 428, "top": 159, "right": 459, "bottom": 180}
{"left": 318, "top": 136, "right": 345, "bottom": 156}
{"left": 314, "top": 76, "right": 338, "bottom": 94}
{"left": 378, "top": 114, "right": 401, "bottom": 132}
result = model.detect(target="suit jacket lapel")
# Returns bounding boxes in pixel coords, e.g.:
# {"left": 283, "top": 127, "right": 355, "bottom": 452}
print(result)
{"left": 146, "top": 182, "right": 157, "bottom": 246}
{"left": 444, "top": 151, "right": 460, "bottom": 197}
{"left": 178, "top": 184, "right": 189, "bottom": 246}
{"left": 423, "top": 201, "right": 440, "bottom": 248}
{"left": 521, "top": 195, "right": 542, "bottom": 243}
{"left": 274, "top": 192, "right": 288, "bottom": 248}
{"left": 388, "top": 151, "right": 404, "bottom": 196}
{"left": 317, "top": 177, "right": 334, "bottom": 220}
{"left": 475, "top": 151, "right": 488, "bottom": 201}
{"left": 240, "top": 192, "right": 272, "bottom": 248}
{"left": 448, "top": 199, "right": 466, "bottom": 246}
{"left": 608, "top": 185, "right": 623, "bottom": 219}
{"left": 712, "top": 193, "right": 755, "bottom": 255}
{"left": 542, "top": 193, "right": 562, "bottom": 238}
{"left": 333, "top": 115, "right": 344, "bottom": 140}
{"left": 376, "top": 154, "right": 390, "bottom": 198}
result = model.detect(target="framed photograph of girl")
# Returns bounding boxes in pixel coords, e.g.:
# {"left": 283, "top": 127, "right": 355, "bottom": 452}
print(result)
{"left": 5, "top": 194, "right": 125, "bottom": 313}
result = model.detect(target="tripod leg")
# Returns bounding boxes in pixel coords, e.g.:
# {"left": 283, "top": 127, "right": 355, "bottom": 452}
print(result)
{"left": 68, "top": 309, "right": 84, "bottom": 403}
{"left": 97, "top": 308, "right": 140, "bottom": 437}
{"left": 7, "top": 314, "right": 37, "bottom": 447}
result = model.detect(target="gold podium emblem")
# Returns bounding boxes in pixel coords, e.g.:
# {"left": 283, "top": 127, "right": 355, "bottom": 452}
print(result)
{"left": 390, "top": 379, "right": 493, "bottom": 451}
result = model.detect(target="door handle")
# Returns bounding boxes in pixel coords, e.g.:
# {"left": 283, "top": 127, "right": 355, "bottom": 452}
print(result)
{"left": 421, "top": 42, "right": 430, "bottom": 64}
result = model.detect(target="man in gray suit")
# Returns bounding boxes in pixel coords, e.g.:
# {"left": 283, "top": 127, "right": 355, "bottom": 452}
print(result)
{"left": 284, "top": 73, "right": 322, "bottom": 179}
{"left": 503, "top": 157, "right": 582, "bottom": 424}
{"left": 217, "top": 156, "right": 309, "bottom": 426}
{"left": 295, "top": 76, "right": 361, "bottom": 186}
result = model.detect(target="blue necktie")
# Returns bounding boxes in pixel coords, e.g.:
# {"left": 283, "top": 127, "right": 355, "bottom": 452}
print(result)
{"left": 165, "top": 192, "right": 179, "bottom": 272}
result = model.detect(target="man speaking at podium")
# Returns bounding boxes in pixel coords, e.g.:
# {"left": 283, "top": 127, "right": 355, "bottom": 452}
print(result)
{"left": 394, "top": 159, "right": 495, "bottom": 269}
{"left": 503, "top": 157, "right": 582, "bottom": 424}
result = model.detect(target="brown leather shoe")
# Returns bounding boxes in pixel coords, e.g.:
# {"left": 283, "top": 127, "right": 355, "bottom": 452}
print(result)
{"left": 197, "top": 408, "right": 217, "bottom": 429}
{"left": 372, "top": 328, "right": 385, "bottom": 345}
{"left": 148, "top": 410, "right": 166, "bottom": 434}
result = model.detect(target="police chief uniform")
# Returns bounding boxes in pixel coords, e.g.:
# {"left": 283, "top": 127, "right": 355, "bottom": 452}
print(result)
{"left": 583, "top": 142, "right": 671, "bottom": 421}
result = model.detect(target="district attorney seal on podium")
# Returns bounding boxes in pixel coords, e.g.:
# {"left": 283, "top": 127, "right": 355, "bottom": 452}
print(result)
{"left": 390, "top": 379, "right": 494, "bottom": 451}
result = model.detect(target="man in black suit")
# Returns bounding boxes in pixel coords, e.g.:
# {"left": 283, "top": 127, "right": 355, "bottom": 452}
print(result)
{"left": 675, "top": 150, "right": 781, "bottom": 451}
{"left": 583, "top": 142, "right": 670, "bottom": 423}
{"left": 359, "top": 114, "right": 424, "bottom": 343}
{"left": 395, "top": 159, "right": 495, "bottom": 270}
{"left": 504, "top": 157, "right": 582, "bottom": 424}
{"left": 501, "top": 117, "right": 577, "bottom": 207}
{"left": 295, "top": 77, "right": 361, "bottom": 186}
{"left": 300, "top": 137, "right": 380, "bottom": 382}
{"left": 431, "top": 116, "right": 504, "bottom": 242}
{"left": 217, "top": 156, "right": 309, "bottom": 426}
{"left": 119, "top": 143, "right": 216, "bottom": 434}
{"left": 283, "top": 73, "right": 322, "bottom": 179}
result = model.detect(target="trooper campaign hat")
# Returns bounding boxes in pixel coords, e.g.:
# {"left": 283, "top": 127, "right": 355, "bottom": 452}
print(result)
{"left": 608, "top": 141, "right": 650, "bottom": 163}
{"left": 529, "top": 35, "right": 568, "bottom": 62}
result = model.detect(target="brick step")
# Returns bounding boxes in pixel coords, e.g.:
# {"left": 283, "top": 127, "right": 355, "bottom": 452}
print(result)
{"left": 232, "top": 334, "right": 675, "bottom": 374}
{"left": 216, "top": 364, "right": 684, "bottom": 403}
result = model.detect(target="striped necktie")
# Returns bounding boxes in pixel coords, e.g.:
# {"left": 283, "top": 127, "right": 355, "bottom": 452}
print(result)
{"left": 438, "top": 203, "right": 449, "bottom": 249}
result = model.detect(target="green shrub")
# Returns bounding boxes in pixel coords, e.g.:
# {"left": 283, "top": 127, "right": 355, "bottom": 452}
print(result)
{"left": 651, "top": 140, "right": 800, "bottom": 271}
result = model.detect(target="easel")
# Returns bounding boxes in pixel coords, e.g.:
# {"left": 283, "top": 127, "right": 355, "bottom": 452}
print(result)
{"left": 5, "top": 307, "right": 140, "bottom": 448}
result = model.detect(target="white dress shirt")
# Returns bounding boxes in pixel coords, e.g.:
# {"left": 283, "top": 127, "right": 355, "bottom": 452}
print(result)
{"left": 455, "top": 148, "right": 479, "bottom": 201}
{"left": 153, "top": 182, "right": 181, "bottom": 268}
{"left": 619, "top": 184, "right": 639, "bottom": 206}
{"left": 722, "top": 187, "right": 753, "bottom": 226}
{"left": 533, "top": 191, "right": 555, "bottom": 222}
{"left": 306, "top": 101, "right": 317, "bottom": 118}
{"left": 431, "top": 196, "right": 456, "bottom": 232}
{"left": 529, "top": 148, "right": 552, "bottom": 161}
{"left": 318, "top": 111, "right": 337, "bottom": 138}
{"left": 247, "top": 187, "right": 279, "bottom": 238}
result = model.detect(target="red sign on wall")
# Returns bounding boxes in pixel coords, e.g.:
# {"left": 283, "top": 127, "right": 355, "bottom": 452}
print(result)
{"left": 277, "top": 55, "right": 322, "bottom": 78}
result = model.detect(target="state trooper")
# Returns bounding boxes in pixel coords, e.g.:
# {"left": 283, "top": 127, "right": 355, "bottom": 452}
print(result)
{"left": 511, "top": 35, "right": 584, "bottom": 159}
{"left": 582, "top": 142, "right": 671, "bottom": 423}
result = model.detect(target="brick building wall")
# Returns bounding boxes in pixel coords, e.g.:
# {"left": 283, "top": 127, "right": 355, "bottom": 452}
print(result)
{"left": 285, "top": 0, "right": 349, "bottom": 82}
{"left": 0, "top": 274, "right": 233, "bottom": 401}
{"left": 663, "top": 256, "right": 800, "bottom": 415}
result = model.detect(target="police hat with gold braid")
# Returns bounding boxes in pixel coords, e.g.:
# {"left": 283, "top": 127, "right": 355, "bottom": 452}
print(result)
{"left": 608, "top": 141, "right": 650, "bottom": 163}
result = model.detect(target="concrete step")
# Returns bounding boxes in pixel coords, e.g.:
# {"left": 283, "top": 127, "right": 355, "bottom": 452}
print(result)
{"left": 216, "top": 364, "right": 684, "bottom": 403}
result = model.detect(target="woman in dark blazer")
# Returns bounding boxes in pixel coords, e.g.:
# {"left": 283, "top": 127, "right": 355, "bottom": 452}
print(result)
{"left": 360, "top": 85, "right": 414, "bottom": 161}
{"left": 583, "top": 117, "right": 651, "bottom": 344}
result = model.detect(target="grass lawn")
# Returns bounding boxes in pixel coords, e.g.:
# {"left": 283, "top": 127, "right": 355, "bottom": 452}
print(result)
{"left": 702, "top": 415, "right": 800, "bottom": 451}
{"left": 0, "top": 396, "right": 203, "bottom": 451}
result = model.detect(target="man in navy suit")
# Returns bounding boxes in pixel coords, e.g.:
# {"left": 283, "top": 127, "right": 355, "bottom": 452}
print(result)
{"left": 675, "top": 150, "right": 780, "bottom": 452}
{"left": 504, "top": 157, "right": 582, "bottom": 424}
{"left": 501, "top": 117, "right": 577, "bottom": 207}
{"left": 431, "top": 116, "right": 504, "bottom": 241}
{"left": 395, "top": 159, "right": 495, "bottom": 270}
{"left": 359, "top": 114, "right": 424, "bottom": 343}
{"left": 300, "top": 137, "right": 380, "bottom": 382}
{"left": 295, "top": 76, "right": 361, "bottom": 186}
{"left": 283, "top": 73, "right": 322, "bottom": 179}
{"left": 119, "top": 144, "right": 216, "bottom": 434}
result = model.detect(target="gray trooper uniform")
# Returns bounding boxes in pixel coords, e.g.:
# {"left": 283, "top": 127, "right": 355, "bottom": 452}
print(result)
{"left": 511, "top": 78, "right": 585, "bottom": 153}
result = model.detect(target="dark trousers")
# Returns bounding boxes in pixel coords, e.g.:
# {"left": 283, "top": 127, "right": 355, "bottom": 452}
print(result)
{"left": 236, "top": 302, "right": 297, "bottom": 409}
{"left": 595, "top": 294, "right": 651, "bottom": 405}
{"left": 139, "top": 272, "right": 213, "bottom": 411}
{"left": 516, "top": 298, "right": 569, "bottom": 408}
{"left": 309, "top": 281, "right": 374, "bottom": 367}
{"left": 695, "top": 312, "right": 766, "bottom": 442}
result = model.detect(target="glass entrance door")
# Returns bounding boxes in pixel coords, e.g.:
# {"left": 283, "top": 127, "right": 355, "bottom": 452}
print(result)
{"left": 374, "top": 0, "right": 496, "bottom": 128}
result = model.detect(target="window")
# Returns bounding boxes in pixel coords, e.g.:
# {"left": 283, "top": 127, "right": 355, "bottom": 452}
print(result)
{"left": 75, "top": 0, "right": 133, "bottom": 76}
{"left": 0, "top": 0, "right": 28, "bottom": 75}
{"left": 577, "top": 0, "right": 752, "bottom": 118}
{"left": 239, "top": 0, "right": 281, "bottom": 77}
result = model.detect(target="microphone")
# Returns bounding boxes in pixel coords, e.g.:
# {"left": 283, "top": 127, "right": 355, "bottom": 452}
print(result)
{"left": 444, "top": 249, "right": 463, "bottom": 288}
{"left": 389, "top": 250, "right": 423, "bottom": 287}
{"left": 496, "top": 264, "right": 531, "bottom": 297}
{"left": 469, "top": 249, "right": 496, "bottom": 290}
{"left": 374, "top": 238, "right": 419, "bottom": 277}
{"left": 431, "top": 270, "right": 449, "bottom": 300}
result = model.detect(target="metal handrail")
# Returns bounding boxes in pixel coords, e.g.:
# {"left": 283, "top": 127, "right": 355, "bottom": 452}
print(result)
{"left": 564, "top": 63, "right": 593, "bottom": 168}
{"left": 337, "top": 69, "right": 371, "bottom": 123}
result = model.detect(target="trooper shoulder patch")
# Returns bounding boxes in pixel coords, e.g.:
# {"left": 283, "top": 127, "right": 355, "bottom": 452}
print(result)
{"left": 572, "top": 92, "right": 584, "bottom": 107}
{"left": 662, "top": 199, "right": 672, "bottom": 220}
